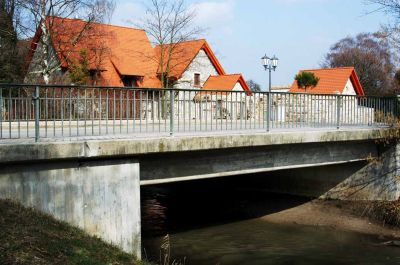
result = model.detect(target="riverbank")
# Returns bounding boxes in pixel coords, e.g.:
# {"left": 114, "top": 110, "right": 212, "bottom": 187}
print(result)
{"left": 262, "top": 199, "right": 400, "bottom": 239}
{"left": 0, "top": 200, "right": 144, "bottom": 265}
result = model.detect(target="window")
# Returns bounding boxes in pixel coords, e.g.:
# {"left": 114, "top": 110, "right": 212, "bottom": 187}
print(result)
{"left": 194, "top": 73, "right": 200, "bottom": 87}
{"left": 122, "top": 76, "right": 139, "bottom": 87}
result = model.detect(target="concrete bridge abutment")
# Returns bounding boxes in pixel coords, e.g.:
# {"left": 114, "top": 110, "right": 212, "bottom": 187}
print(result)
{"left": 321, "top": 141, "right": 400, "bottom": 201}
{"left": 0, "top": 158, "right": 141, "bottom": 258}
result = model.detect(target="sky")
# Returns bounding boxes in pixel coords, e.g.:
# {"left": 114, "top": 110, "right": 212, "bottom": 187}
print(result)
{"left": 112, "top": 0, "right": 389, "bottom": 90}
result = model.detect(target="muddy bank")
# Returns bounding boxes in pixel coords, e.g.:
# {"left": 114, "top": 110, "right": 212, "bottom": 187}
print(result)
{"left": 261, "top": 199, "right": 400, "bottom": 239}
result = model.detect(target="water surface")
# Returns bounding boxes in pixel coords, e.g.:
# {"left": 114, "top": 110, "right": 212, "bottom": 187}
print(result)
{"left": 141, "top": 177, "right": 400, "bottom": 265}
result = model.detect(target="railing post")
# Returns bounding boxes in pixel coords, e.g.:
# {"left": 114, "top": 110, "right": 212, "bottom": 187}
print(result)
{"left": 169, "top": 90, "right": 174, "bottom": 136}
{"left": 336, "top": 94, "right": 341, "bottom": 130}
{"left": 266, "top": 92, "right": 271, "bottom": 132}
{"left": 0, "top": 87, "right": 2, "bottom": 139}
{"left": 34, "top": 86, "right": 40, "bottom": 142}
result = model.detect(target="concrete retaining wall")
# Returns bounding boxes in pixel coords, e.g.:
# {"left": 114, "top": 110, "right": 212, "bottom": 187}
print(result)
{"left": 322, "top": 143, "right": 400, "bottom": 201}
{"left": 0, "top": 159, "right": 141, "bottom": 258}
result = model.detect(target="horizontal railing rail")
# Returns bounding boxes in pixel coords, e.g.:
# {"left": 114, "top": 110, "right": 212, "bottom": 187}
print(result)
{"left": 0, "top": 84, "right": 398, "bottom": 141}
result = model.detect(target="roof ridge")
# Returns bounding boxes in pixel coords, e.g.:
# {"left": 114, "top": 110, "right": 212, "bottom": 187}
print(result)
{"left": 154, "top": 39, "right": 206, "bottom": 47}
{"left": 301, "top": 66, "right": 354, "bottom": 72}
{"left": 49, "top": 16, "right": 145, "bottom": 31}
{"left": 210, "top": 73, "right": 242, "bottom": 77}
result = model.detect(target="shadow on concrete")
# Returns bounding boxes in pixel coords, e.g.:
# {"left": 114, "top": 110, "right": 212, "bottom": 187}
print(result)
{"left": 141, "top": 160, "right": 367, "bottom": 237}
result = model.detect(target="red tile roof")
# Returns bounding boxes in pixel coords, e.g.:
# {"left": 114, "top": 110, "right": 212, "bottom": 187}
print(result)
{"left": 27, "top": 17, "right": 239, "bottom": 89}
{"left": 289, "top": 67, "right": 365, "bottom": 96}
{"left": 30, "top": 16, "right": 160, "bottom": 87}
{"left": 202, "top": 74, "right": 250, "bottom": 91}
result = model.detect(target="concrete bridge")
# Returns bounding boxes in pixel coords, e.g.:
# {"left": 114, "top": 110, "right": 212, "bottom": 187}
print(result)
{"left": 0, "top": 127, "right": 399, "bottom": 258}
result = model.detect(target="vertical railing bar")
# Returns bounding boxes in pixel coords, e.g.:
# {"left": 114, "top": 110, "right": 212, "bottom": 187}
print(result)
{"left": 118, "top": 89, "right": 122, "bottom": 134}
{"left": 152, "top": 90, "right": 155, "bottom": 133}
{"left": 188, "top": 91, "right": 191, "bottom": 133}
{"left": 139, "top": 91, "right": 142, "bottom": 133}
{"left": 26, "top": 91, "right": 29, "bottom": 137}
{"left": 68, "top": 88, "right": 72, "bottom": 136}
{"left": 34, "top": 86, "right": 40, "bottom": 142}
{"left": 183, "top": 91, "right": 186, "bottom": 132}
{"left": 133, "top": 90, "right": 136, "bottom": 134}
{"left": 266, "top": 92, "right": 270, "bottom": 132}
{"left": 0, "top": 87, "right": 3, "bottom": 139}
{"left": 158, "top": 91, "right": 161, "bottom": 133}
{"left": 106, "top": 89, "right": 109, "bottom": 135}
{"left": 176, "top": 91, "right": 179, "bottom": 133}
{"left": 222, "top": 92, "right": 225, "bottom": 131}
{"left": 8, "top": 89, "right": 11, "bottom": 138}
{"left": 76, "top": 88, "right": 80, "bottom": 137}
{"left": 92, "top": 88, "right": 95, "bottom": 135}
{"left": 61, "top": 88, "right": 64, "bottom": 136}
{"left": 204, "top": 92, "right": 207, "bottom": 132}
{"left": 169, "top": 89, "right": 174, "bottom": 136}
{"left": 53, "top": 88, "right": 56, "bottom": 136}
{"left": 84, "top": 88, "right": 87, "bottom": 136}
{"left": 113, "top": 89, "right": 116, "bottom": 134}
{"left": 336, "top": 94, "right": 341, "bottom": 129}
{"left": 99, "top": 88, "right": 102, "bottom": 135}
{"left": 126, "top": 90, "right": 130, "bottom": 134}
{"left": 17, "top": 88, "right": 21, "bottom": 138}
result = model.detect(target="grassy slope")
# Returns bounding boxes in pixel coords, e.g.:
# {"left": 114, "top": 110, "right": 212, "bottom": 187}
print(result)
{"left": 0, "top": 199, "right": 144, "bottom": 265}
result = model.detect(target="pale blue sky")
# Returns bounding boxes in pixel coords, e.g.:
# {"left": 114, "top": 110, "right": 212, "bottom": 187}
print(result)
{"left": 112, "top": 0, "right": 389, "bottom": 89}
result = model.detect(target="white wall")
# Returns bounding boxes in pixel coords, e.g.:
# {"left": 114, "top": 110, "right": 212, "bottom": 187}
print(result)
{"left": 342, "top": 79, "right": 357, "bottom": 95}
{"left": 25, "top": 41, "right": 65, "bottom": 84}
{"left": 232, "top": 81, "right": 244, "bottom": 92}
{"left": 174, "top": 49, "right": 219, "bottom": 90}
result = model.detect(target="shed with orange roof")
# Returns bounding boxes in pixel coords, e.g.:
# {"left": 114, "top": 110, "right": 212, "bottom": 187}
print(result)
{"left": 289, "top": 67, "right": 365, "bottom": 96}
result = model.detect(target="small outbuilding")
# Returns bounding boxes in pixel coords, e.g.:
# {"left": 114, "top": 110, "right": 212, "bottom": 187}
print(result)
{"left": 289, "top": 67, "right": 365, "bottom": 96}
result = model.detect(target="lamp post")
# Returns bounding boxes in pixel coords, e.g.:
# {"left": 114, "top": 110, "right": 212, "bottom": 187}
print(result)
{"left": 261, "top": 54, "right": 278, "bottom": 132}
{"left": 261, "top": 54, "right": 279, "bottom": 92}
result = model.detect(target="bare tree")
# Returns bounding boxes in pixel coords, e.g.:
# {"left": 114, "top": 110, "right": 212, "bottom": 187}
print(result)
{"left": 367, "top": 0, "right": 400, "bottom": 19}
{"left": 366, "top": 1, "right": 400, "bottom": 63}
{"left": 20, "top": 0, "right": 115, "bottom": 84}
{"left": 137, "top": 0, "right": 202, "bottom": 88}
{"left": 323, "top": 32, "right": 397, "bottom": 95}
{"left": 0, "top": 0, "right": 26, "bottom": 82}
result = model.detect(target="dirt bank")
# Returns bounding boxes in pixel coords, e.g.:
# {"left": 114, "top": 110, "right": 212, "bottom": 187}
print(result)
{"left": 0, "top": 200, "right": 145, "bottom": 265}
{"left": 262, "top": 199, "right": 400, "bottom": 238}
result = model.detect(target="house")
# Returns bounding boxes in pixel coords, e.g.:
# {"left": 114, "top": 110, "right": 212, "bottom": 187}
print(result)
{"left": 26, "top": 16, "right": 250, "bottom": 94}
{"left": 283, "top": 67, "right": 372, "bottom": 125}
{"left": 289, "top": 67, "right": 365, "bottom": 96}
{"left": 154, "top": 39, "right": 226, "bottom": 89}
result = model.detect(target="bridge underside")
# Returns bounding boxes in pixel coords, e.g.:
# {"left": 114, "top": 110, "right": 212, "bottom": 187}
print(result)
{"left": 139, "top": 140, "right": 378, "bottom": 185}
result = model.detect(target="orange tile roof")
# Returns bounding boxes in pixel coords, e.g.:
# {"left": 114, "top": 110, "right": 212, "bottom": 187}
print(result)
{"left": 154, "top": 39, "right": 225, "bottom": 79}
{"left": 30, "top": 16, "right": 160, "bottom": 87}
{"left": 202, "top": 74, "right": 250, "bottom": 92}
{"left": 27, "top": 17, "right": 238, "bottom": 89}
{"left": 289, "top": 67, "right": 365, "bottom": 96}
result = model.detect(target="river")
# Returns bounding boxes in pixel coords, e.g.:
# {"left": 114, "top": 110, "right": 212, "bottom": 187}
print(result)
{"left": 141, "top": 176, "right": 400, "bottom": 265}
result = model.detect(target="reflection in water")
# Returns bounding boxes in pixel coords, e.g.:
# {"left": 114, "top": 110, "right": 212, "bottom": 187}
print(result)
{"left": 141, "top": 177, "right": 400, "bottom": 265}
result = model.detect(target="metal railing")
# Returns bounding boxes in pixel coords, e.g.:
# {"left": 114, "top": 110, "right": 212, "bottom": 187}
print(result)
{"left": 0, "top": 84, "right": 398, "bottom": 141}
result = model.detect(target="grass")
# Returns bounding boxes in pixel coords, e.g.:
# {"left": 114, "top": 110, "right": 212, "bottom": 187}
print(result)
{"left": 0, "top": 199, "right": 149, "bottom": 265}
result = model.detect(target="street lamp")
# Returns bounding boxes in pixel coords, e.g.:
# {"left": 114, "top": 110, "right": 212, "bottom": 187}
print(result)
{"left": 261, "top": 54, "right": 279, "bottom": 92}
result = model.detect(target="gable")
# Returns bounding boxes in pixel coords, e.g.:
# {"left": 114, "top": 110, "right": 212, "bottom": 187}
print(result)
{"left": 155, "top": 39, "right": 225, "bottom": 80}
